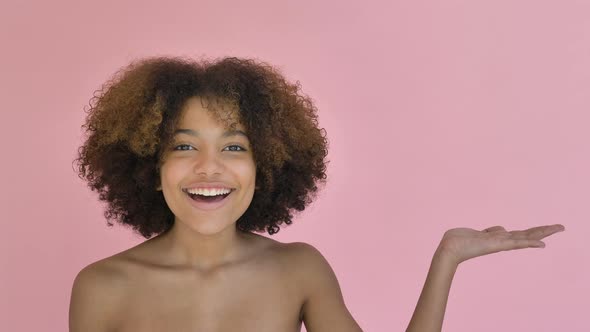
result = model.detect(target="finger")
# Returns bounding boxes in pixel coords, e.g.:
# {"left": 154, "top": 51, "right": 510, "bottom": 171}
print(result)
{"left": 525, "top": 225, "right": 565, "bottom": 240}
{"left": 503, "top": 239, "right": 546, "bottom": 250}
{"left": 509, "top": 224, "right": 565, "bottom": 240}
{"left": 483, "top": 226, "right": 506, "bottom": 233}
{"left": 537, "top": 224, "right": 566, "bottom": 239}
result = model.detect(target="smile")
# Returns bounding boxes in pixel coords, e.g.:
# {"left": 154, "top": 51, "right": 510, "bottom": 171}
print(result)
{"left": 183, "top": 189, "right": 234, "bottom": 211}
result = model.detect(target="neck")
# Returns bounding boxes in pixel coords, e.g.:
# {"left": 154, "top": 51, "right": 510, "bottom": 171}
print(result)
{"left": 155, "top": 219, "right": 251, "bottom": 271}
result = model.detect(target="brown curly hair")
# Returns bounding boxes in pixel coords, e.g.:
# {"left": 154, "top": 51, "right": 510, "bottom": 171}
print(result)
{"left": 73, "top": 56, "right": 329, "bottom": 239}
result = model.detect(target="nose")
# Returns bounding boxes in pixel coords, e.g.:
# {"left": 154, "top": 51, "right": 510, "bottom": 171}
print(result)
{"left": 193, "top": 148, "right": 224, "bottom": 176}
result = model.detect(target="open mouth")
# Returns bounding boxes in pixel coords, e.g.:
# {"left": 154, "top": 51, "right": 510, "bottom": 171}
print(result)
{"left": 185, "top": 190, "right": 233, "bottom": 203}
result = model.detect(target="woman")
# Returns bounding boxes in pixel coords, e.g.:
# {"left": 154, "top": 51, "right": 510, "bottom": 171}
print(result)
{"left": 69, "top": 56, "right": 565, "bottom": 331}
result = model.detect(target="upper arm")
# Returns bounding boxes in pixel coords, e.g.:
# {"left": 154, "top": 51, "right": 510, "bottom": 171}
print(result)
{"left": 69, "top": 262, "right": 122, "bottom": 332}
{"left": 291, "top": 242, "right": 363, "bottom": 332}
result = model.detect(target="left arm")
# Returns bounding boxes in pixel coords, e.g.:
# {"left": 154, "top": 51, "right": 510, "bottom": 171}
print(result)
{"left": 290, "top": 242, "right": 363, "bottom": 332}
{"left": 406, "top": 224, "right": 566, "bottom": 332}
{"left": 405, "top": 247, "right": 458, "bottom": 332}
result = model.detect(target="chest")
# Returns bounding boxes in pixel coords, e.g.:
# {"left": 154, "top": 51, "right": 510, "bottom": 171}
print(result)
{"left": 112, "top": 261, "right": 304, "bottom": 332}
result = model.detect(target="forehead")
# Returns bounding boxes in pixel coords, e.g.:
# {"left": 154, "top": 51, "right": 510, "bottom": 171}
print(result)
{"left": 178, "top": 95, "right": 243, "bottom": 129}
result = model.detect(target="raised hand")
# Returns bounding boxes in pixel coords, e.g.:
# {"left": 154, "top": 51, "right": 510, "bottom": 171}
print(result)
{"left": 406, "top": 224, "right": 565, "bottom": 332}
{"left": 435, "top": 224, "right": 566, "bottom": 265}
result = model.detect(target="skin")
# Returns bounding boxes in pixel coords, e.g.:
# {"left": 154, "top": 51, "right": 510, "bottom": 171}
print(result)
{"left": 406, "top": 224, "right": 565, "bottom": 332}
{"left": 69, "top": 96, "right": 360, "bottom": 331}
{"left": 68, "top": 96, "right": 566, "bottom": 332}
{"left": 154, "top": 95, "right": 258, "bottom": 271}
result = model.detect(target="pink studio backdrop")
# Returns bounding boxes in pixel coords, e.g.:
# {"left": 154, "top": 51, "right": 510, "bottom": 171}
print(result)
{"left": 1, "top": 0, "right": 588, "bottom": 331}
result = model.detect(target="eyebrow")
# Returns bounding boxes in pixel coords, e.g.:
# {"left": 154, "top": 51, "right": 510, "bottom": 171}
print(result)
{"left": 173, "top": 128, "right": 249, "bottom": 139}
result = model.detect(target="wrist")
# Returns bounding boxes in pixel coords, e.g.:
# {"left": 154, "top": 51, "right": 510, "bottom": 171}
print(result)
{"left": 433, "top": 246, "right": 461, "bottom": 268}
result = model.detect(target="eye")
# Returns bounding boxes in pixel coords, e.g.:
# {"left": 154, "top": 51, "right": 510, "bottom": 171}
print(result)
{"left": 173, "top": 144, "right": 247, "bottom": 152}
{"left": 224, "top": 145, "right": 247, "bottom": 152}
{"left": 173, "top": 144, "right": 194, "bottom": 151}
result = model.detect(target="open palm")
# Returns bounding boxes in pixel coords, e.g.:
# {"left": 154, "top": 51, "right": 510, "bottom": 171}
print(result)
{"left": 437, "top": 224, "right": 565, "bottom": 265}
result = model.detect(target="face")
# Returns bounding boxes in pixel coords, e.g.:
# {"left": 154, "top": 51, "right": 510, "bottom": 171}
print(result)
{"left": 158, "top": 96, "right": 256, "bottom": 235}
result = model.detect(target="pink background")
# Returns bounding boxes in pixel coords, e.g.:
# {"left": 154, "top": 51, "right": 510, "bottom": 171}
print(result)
{"left": 1, "top": 0, "right": 588, "bottom": 331}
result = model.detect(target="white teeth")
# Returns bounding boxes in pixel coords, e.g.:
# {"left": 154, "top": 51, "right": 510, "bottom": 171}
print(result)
{"left": 186, "top": 188, "right": 232, "bottom": 196}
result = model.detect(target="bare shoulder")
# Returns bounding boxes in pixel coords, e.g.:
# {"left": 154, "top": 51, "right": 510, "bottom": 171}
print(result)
{"left": 250, "top": 240, "right": 326, "bottom": 295}
{"left": 69, "top": 256, "right": 128, "bottom": 332}
{"left": 278, "top": 241, "right": 332, "bottom": 275}
{"left": 279, "top": 242, "right": 363, "bottom": 332}
{"left": 276, "top": 241, "right": 338, "bottom": 289}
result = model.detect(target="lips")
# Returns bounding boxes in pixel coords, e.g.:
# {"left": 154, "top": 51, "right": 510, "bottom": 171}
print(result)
{"left": 182, "top": 182, "right": 235, "bottom": 191}
{"left": 183, "top": 189, "right": 234, "bottom": 211}
{"left": 186, "top": 190, "right": 232, "bottom": 202}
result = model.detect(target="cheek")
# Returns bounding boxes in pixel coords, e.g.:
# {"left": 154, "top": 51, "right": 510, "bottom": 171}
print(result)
{"left": 235, "top": 161, "right": 256, "bottom": 184}
{"left": 160, "top": 162, "right": 186, "bottom": 187}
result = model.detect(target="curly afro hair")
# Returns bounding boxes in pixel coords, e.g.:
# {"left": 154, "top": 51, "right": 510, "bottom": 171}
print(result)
{"left": 73, "top": 56, "right": 329, "bottom": 239}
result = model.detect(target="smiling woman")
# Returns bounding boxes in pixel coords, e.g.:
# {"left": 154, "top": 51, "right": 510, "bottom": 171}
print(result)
{"left": 69, "top": 56, "right": 565, "bottom": 332}
{"left": 69, "top": 56, "right": 361, "bottom": 332}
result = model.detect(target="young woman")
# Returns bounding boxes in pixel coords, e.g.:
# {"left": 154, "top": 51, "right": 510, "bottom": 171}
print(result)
{"left": 69, "top": 56, "right": 565, "bottom": 332}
